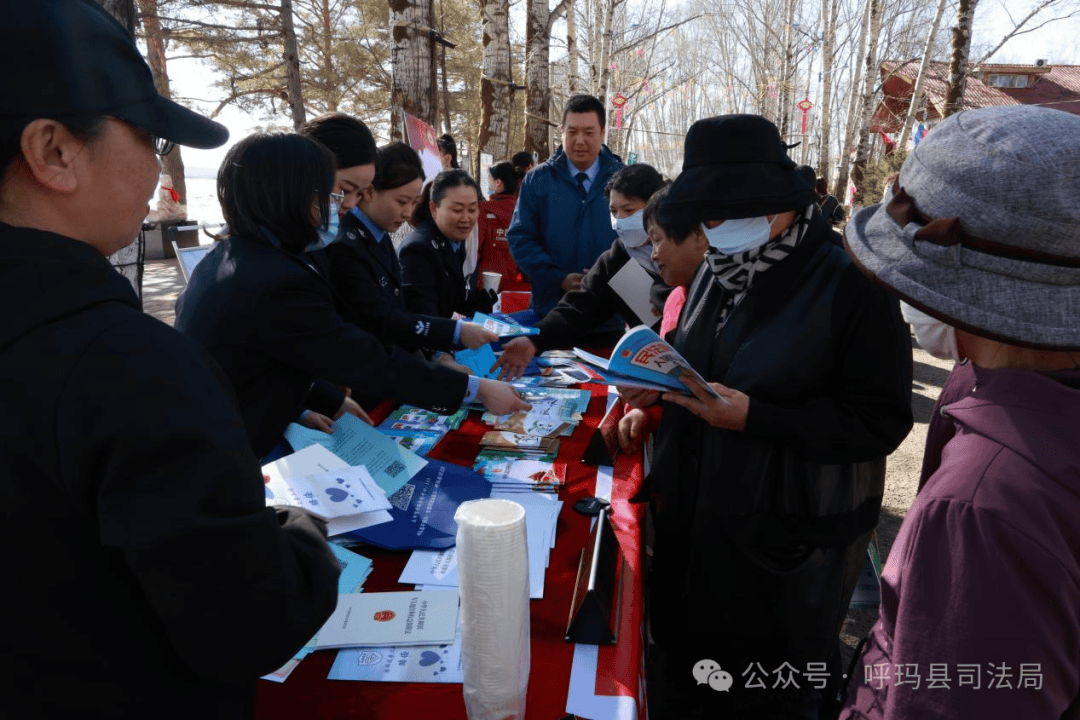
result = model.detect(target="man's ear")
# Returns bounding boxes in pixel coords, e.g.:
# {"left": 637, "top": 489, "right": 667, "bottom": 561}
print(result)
{"left": 18, "top": 119, "right": 87, "bottom": 194}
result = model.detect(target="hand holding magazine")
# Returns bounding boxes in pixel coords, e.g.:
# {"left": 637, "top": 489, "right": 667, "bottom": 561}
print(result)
{"left": 573, "top": 325, "right": 721, "bottom": 398}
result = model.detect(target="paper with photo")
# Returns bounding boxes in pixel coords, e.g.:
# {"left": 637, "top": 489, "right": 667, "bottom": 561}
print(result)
{"left": 315, "top": 591, "right": 459, "bottom": 649}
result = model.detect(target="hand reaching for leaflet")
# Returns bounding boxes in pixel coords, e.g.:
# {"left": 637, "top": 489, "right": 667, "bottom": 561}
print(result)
{"left": 477, "top": 378, "right": 532, "bottom": 416}
{"left": 492, "top": 336, "right": 537, "bottom": 381}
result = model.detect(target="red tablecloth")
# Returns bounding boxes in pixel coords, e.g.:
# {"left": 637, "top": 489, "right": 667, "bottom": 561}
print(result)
{"left": 256, "top": 386, "right": 647, "bottom": 720}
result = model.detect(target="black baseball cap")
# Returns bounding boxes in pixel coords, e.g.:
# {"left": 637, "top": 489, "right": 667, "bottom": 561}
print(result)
{"left": 0, "top": 0, "right": 228, "bottom": 149}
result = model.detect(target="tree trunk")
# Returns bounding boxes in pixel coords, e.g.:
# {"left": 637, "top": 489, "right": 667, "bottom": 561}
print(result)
{"left": 523, "top": 0, "right": 553, "bottom": 159}
{"left": 96, "top": 0, "right": 137, "bottom": 35}
{"left": 597, "top": 0, "right": 616, "bottom": 104}
{"left": 566, "top": 0, "right": 579, "bottom": 93}
{"left": 777, "top": 0, "right": 796, "bottom": 139}
{"left": 849, "top": 0, "right": 884, "bottom": 205}
{"left": 833, "top": 0, "right": 872, "bottom": 200}
{"left": 898, "top": 0, "right": 948, "bottom": 149}
{"left": 477, "top": 0, "right": 513, "bottom": 163}
{"left": 136, "top": 0, "right": 186, "bottom": 214}
{"left": 440, "top": 45, "right": 453, "bottom": 133}
{"left": 281, "top": 0, "right": 306, "bottom": 128}
{"left": 389, "top": 0, "right": 439, "bottom": 139}
{"left": 320, "top": 0, "right": 337, "bottom": 112}
{"left": 816, "top": 0, "right": 838, "bottom": 187}
{"left": 943, "top": 0, "right": 978, "bottom": 118}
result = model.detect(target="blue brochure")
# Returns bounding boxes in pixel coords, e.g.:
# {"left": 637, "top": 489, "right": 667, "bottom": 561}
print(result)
{"left": 346, "top": 459, "right": 492, "bottom": 550}
{"left": 453, "top": 344, "right": 500, "bottom": 379}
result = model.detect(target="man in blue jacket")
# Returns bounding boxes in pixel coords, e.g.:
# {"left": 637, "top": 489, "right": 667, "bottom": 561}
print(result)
{"left": 507, "top": 95, "right": 624, "bottom": 333}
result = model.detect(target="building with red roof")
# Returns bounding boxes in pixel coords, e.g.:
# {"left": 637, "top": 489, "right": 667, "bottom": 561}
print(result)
{"left": 871, "top": 59, "right": 1080, "bottom": 136}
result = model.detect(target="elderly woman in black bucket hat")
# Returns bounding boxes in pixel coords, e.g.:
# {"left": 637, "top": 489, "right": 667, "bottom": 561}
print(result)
{"left": 839, "top": 106, "right": 1080, "bottom": 719}
{"left": 627, "top": 114, "right": 914, "bottom": 718}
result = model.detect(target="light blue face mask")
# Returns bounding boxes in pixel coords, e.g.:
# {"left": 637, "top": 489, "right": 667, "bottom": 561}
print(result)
{"left": 612, "top": 210, "right": 656, "bottom": 271}
{"left": 309, "top": 202, "right": 341, "bottom": 251}
{"left": 700, "top": 214, "right": 776, "bottom": 255}
{"left": 612, "top": 210, "right": 648, "bottom": 246}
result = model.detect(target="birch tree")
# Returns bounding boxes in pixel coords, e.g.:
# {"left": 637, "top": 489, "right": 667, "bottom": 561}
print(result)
{"left": 816, "top": 0, "right": 840, "bottom": 187}
{"left": 523, "top": 0, "right": 569, "bottom": 160}
{"left": 849, "top": 0, "right": 885, "bottom": 203}
{"left": 476, "top": 0, "right": 513, "bottom": 165}
{"left": 942, "top": 0, "right": 978, "bottom": 117}
{"left": 389, "top": 0, "right": 439, "bottom": 137}
{"left": 897, "top": 0, "right": 948, "bottom": 149}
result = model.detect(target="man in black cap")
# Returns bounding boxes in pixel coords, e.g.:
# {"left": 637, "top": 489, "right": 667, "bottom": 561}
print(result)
{"left": 626, "top": 115, "right": 913, "bottom": 718}
{"left": 0, "top": 2, "right": 340, "bottom": 717}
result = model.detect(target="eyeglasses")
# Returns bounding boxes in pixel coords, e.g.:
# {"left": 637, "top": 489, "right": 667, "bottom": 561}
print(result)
{"left": 153, "top": 137, "right": 175, "bottom": 157}
{"left": 329, "top": 191, "right": 345, "bottom": 205}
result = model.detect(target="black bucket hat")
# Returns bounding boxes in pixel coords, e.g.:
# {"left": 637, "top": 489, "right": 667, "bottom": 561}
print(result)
{"left": 0, "top": 0, "right": 228, "bottom": 149}
{"left": 658, "top": 114, "right": 817, "bottom": 224}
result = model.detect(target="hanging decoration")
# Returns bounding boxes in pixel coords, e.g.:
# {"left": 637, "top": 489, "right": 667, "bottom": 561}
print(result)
{"left": 611, "top": 93, "right": 628, "bottom": 128}
{"left": 797, "top": 97, "right": 813, "bottom": 135}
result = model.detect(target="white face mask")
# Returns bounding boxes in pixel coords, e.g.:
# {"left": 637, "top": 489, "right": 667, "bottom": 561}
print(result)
{"left": 612, "top": 210, "right": 649, "bottom": 247}
{"left": 900, "top": 300, "right": 961, "bottom": 362}
{"left": 700, "top": 215, "right": 776, "bottom": 255}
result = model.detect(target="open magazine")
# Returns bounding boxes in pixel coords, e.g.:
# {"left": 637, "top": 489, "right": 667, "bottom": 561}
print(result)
{"left": 573, "top": 325, "right": 721, "bottom": 398}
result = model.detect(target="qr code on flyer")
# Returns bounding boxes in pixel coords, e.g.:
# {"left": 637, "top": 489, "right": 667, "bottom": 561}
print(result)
{"left": 385, "top": 460, "right": 406, "bottom": 477}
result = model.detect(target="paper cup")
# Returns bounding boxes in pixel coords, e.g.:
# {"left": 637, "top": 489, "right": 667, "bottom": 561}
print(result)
{"left": 481, "top": 271, "right": 502, "bottom": 292}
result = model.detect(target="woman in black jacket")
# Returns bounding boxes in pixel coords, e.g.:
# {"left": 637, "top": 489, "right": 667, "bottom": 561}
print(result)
{"left": 494, "top": 163, "right": 670, "bottom": 379}
{"left": 175, "top": 133, "right": 527, "bottom": 458}
{"left": 299, "top": 124, "right": 497, "bottom": 370}
{"left": 399, "top": 170, "right": 497, "bottom": 322}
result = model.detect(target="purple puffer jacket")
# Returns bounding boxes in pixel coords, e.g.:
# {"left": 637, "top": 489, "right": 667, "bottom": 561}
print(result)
{"left": 841, "top": 362, "right": 1080, "bottom": 719}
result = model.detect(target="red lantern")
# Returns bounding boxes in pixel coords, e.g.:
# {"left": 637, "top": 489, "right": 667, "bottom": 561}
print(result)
{"left": 612, "top": 93, "right": 628, "bottom": 128}
{"left": 797, "top": 98, "right": 813, "bottom": 134}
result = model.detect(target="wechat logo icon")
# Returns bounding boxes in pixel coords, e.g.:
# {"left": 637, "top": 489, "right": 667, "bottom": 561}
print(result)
{"left": 693, "top": 659, "right": 733, "bottom": 692}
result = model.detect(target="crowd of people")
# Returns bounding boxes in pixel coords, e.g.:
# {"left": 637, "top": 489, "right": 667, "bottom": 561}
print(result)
{"left": 3, "top": 1, "right": 1079, "bottom": 719}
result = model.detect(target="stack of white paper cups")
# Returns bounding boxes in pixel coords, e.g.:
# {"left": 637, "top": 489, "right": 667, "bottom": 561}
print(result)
{"left": 454, "top": 499, "right": 530, "bottom": 720}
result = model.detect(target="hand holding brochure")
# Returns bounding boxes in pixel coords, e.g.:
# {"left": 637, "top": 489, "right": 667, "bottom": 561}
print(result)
{"left": 471, "top": 311, "right": 539, "bottom": 339}
{"left": 573, "top": 324, "right": 720, "bottom": 398}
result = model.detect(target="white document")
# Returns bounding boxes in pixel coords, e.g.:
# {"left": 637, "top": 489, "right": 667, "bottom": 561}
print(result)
{"left": 401, "top": 496, "right": 563, "bottom": 599}
{"left": 284, "top": 414, "right": 428, "bottom": 497}
{"left": 315, "top": 591, "right": 459, "bottom": 649}
{"left": 329, "top": 613, "right": 465, "bottom": 684}
{"left": 286, "top": 466, "right": 391, "bottom": 520}
{"left": 608, "top": 257, "right": 661, "bottom": 327}
{"left": 399, "top": 546, "right": 460, "bottom": 588}
{"left": 261, "top": 445, "right": 392, "bottom": 536}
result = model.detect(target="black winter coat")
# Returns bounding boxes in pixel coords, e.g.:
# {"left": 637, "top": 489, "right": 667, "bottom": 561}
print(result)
{"left": 399, "top": 222, "right": 492, "bottom": 320}
{"left": 175, "top": 233, "right": 466, "bottom": 457}
{"left": 0, "top": 225, "right": 340, "bottom": 719}
{"left": 324, "top": 210, "right": 457, "bottom": 352}
{"left": 532, "top": 237, "right": 671, "bottom": 352}
{"left": 648, "top": 213, "right": 913, "bottom": 694}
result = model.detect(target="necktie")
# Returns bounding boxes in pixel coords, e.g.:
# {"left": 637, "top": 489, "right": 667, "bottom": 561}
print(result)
{"left": 379, "top": 232, "right": 394, "bottom": 260}
{"left": 575, "top": 171, "right": 588, "bottom": 194}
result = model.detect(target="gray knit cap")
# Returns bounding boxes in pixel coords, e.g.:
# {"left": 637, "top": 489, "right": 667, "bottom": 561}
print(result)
{"left": 844, "top": 105, "right": 1080, "bottom": 350}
